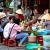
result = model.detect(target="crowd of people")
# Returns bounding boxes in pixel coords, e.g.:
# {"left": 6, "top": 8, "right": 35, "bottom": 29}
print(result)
{"left": 0, "top": 8, "right": 50, "bottom": 47}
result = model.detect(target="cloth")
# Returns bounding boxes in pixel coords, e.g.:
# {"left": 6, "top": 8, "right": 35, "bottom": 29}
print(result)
{"left": 3, "top": 23, "right": 23, "bottom": 39}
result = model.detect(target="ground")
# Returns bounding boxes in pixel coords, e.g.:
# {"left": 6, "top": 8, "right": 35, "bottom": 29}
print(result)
{"left": 0, "top": 44, "right": 25, "bottom": 50}
{"left": 0, "top": 43, "right": 50, "bottom": 50}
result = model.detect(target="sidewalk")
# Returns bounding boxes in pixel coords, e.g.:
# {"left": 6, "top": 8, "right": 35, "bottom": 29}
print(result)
{"left": 0, "top": 44, "right": 25, "bottom": 50}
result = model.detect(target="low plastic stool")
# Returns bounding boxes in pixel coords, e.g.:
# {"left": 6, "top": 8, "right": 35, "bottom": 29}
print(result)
{"left": 7, "top": 39, "right": 16, "bottom": 47}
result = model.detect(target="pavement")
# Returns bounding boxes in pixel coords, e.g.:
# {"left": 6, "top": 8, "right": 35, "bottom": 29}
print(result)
{"left": 0, "top": 44, "right": 26, "bottom": 50}
{"left": 0, "top": 43, "right": 50, "bottom": 50}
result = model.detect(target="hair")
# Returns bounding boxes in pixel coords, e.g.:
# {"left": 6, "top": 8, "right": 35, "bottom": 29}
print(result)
{"left": 9, "top": 16, "right": 16, "bottom": 23}
{"left": 9, "top": 16, "right": 20, "bottom": 25}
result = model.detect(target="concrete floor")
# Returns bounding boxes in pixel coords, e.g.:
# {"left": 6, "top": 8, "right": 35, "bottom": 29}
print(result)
{"left": 0, "top": 44, "right": 50, "bottom": 50}
{"left": 0, "top": 44, "right": 26, "bottom": 50}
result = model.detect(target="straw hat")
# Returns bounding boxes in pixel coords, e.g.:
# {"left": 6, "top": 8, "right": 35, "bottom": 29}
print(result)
{"left": 16, "top": 9, "right": 23, "bottom": 14}
{"left": 0, "top": 12, "right": 6, "bottom": 18}
{"left": 41, "top": 14, "right": 50, "bottom": 20}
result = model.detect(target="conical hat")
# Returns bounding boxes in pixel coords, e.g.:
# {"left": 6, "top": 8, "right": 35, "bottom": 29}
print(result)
{"left": 41, "top": 14, "right": 50, "bottom": 20}
{"left": 16, "top": 9, "right": 23, "bottom": 14}
{"left": 0, "top": 12, "right": 6, "bottom": 18}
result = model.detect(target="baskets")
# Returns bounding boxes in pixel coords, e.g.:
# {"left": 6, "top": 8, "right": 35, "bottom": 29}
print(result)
{"left": 28, "top": 36, "right": 36, "bottom": 43}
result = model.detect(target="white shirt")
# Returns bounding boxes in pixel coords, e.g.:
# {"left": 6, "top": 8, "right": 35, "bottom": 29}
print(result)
{"left": 3, "top": 23, "right": 14, "bottom": 39}
{"left": 3, "top": 23, "right": 23, "bottom": 39}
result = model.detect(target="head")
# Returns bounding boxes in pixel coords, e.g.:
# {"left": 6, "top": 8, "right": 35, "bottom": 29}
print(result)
{"left": 9, "top": 16, "right": 15, "bottom": 23}
{"left": 15, "top": 13, "right": 19, "bottom": 19}
{"left": 15, "top": 9, "right": 23, "bottom": 20}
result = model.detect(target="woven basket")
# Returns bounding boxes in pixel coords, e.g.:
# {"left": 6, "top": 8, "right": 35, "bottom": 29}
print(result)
{"left": 28, "top": 36, "right": 36, "bottom": 43}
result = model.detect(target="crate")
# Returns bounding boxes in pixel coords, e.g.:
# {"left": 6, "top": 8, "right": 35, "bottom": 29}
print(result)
{"left": 8, "top": 39, "right": 16, "bottom": 47}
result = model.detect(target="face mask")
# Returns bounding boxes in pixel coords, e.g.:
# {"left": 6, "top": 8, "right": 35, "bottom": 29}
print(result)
{"left": 32, "top": 26, "right": 38, "bottom": 31}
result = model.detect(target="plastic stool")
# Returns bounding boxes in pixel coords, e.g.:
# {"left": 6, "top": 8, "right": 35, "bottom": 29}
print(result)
{"left": 3, "top": 39, "right": 8, "bottom": 46}
{"left": 3, "top": 39, "right": 16, "bottom": 47}
{"left": 8, "top": 39, "right": 16, "bottom": 47}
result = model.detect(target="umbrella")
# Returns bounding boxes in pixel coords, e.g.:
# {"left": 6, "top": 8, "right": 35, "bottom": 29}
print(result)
{"left": 41, "top": 14, "right": 50, "bottom": 20}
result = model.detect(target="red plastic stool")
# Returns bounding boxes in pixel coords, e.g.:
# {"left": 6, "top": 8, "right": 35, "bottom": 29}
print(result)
{"left": 8, "top": 39, "right": 16, "bottom": 47}
{"left": 37, "top": 36, "right": 43, "bottom": 46}
{"left": 3, "top": 39, "right": 8, "bottom": 46}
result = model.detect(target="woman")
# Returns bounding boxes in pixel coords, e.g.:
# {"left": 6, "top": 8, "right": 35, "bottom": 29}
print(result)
{"left": 3, "top": 16, "right": 28, "bottom": 46}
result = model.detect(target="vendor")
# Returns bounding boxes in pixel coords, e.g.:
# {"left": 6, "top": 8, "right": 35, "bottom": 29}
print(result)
{"left": 15, "top": 9, "right": 24, "bottom": 22}
{"left": 3, "top": 16, "right": 28, "bottom": 46}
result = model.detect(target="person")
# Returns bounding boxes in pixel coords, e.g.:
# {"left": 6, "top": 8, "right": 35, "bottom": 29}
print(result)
{"left": 15, "top": 9, "right": 24, "bottom": 21}
{"left": 15, "top": 9, "right": 24, "bottom": 25}
{"left": 0, "top": 16, "right": 3, "bottom": 43}
{"left": 3, "top": 16, "right": 28, "bottom": 46}
{"left": 24, "top": 7, "right": 32, "bottom": 20}
{"left": 33, "top": 9, "right": 40, "bottom": 19}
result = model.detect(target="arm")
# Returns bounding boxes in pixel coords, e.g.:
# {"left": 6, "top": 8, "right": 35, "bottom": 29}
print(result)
{"left": 14, "top": 24, "right": 24, "bottom": 32}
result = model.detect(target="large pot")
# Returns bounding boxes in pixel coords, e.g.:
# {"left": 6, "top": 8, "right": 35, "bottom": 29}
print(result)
{"left": 28, "top": 36, "right": 36, "bottom": 43}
